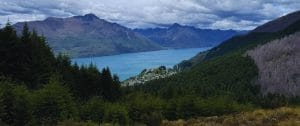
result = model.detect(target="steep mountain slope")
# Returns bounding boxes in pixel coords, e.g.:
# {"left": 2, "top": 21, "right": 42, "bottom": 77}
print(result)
{"left": 253, "top": 10, "right": 300, "bottom": 32}
{"left": 13, "top": 14, "right": 162, "bottom": 57}
{"left": 134, "top": 23, "right": 244, "bottom": 48}
{"left": 177, "top": 11, "right": 300, "bottom": 69}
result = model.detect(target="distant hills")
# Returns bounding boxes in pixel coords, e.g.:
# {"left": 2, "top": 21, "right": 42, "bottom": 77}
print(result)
{"left": 13, "top": 14, "right": 162, "bottom": 57}
{"left": 13, "top": 14, "right": 244, "bottom": 57}
{"left": 134, "top": 23, "right": 245, "bottom": 48}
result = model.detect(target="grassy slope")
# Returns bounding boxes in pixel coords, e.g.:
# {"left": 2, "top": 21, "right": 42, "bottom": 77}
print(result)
{"left": 162, "top": 107, "right": 300, "bottom": 126}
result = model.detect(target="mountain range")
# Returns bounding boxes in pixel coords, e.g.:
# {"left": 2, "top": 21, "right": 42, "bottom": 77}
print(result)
{"left": 13, "top": 14, "right": 242, "bottom": 57}
{"left": 13, "top": 14, "right": 162, "bottom": 57}
{"left": 134, "top": 23, "right": 245, "bottom": 48}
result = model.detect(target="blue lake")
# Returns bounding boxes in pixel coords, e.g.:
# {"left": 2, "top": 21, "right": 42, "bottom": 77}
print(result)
{"left": 72, "top": 47, "right": 211, "bottom": 81}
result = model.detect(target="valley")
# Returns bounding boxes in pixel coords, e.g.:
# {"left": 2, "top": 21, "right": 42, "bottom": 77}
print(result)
{"left": 0, "top": 1, "right": 299, "bottom": 126}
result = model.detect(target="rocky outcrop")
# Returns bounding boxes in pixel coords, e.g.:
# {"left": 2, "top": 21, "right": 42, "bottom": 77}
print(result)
{"left": 122, "top": 66, "right": 177, "bottom": 86}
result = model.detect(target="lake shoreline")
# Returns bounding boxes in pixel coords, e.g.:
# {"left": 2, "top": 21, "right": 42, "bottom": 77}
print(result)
{"left": 72, "top": 47, "right": 211, "bottom": 80}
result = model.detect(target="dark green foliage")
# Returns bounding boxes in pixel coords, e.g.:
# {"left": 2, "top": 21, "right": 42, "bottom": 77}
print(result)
{"left": 55, "top": 54, "right": 121, "bottom": 101}
{"left": 0, "top": 78, "right": 15, "bottom": 125}
{"left": 0, "top": 22, "right": 56, "bottom": 88}
{"left": 164, "top": 95, "right": 252, "bottom": 120}
{"left": 126, "top": 92, "right": 165, "bottom": 124}
{"left": 0, "top": 77, "right": 31, "bottom": 126}
{"left": 80, "top": 97, "right": 105, "bottom": 123}
{"left": 0, "top": 22, "right": 121, "bottom": 99}
{"left": 101, "top": 68, "right": 121, "bottom": 101}
{"left": 104, "top": 103, "right": 129, "bottom": 125}
{"left": 0, "top": 23, "right": 124, "bottom": 125}
{"left": 0, "top": 23, "right": 22, "bottom": 84}
{"left": 11, "top": 86, "right": 31, "bottom": 126}
{"left": 23, "top": 30, "right": 55, "bottom": 88}
{"left": 31, "top": 77, "right": 77, "bottom": 125}
{"left": 141, "top": 53, "right": 259, "bottom": 102}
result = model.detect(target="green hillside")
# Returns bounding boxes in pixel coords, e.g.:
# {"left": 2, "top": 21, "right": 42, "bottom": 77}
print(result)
{"left": 130, "top": 12, "right": 300, "bottom": 120}
{"left": 178, "top": 19, "right": 300, "bottom": 69}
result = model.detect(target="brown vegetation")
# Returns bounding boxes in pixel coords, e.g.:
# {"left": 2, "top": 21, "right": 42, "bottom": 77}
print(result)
{"left": 162, "top": 107, "right": 300, "bottom": 126}
{"left": 247, "top": 32, "right": 300, "bottom": 96}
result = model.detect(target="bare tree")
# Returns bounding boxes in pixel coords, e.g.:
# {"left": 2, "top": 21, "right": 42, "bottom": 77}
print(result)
{"left": 247, "top": 32, "right": 300, "bottom": 96}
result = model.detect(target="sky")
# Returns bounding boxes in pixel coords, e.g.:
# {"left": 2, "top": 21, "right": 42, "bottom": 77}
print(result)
{"left": 0, "top": 0, "right": 299, "bottom": 30}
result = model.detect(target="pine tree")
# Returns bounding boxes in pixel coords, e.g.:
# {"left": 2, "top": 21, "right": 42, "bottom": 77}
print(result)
{"left": 0, "top": 79, "right": 15, "bottom": 125}
{"left": 21, "top": 28, "right": 55, "bottom": 88}
{"left": 101, "top": 67, "right": 120, "bottom": 101}
{"left": 21, "top": 23, "right": 30, "bottom": 43}
{"left": 0, "top": 22, "right": 21, "bottom": 82}
{"left": 32, "top": 76, "right": 77, "bottom": 125}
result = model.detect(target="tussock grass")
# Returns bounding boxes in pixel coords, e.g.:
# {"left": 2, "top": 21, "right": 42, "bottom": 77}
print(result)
{"left": 162, "top": 107, "right": 300, "bottom": 126}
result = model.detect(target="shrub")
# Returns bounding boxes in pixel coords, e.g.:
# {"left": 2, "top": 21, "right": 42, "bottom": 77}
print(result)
{"left": 80, "top": 97, "right": 105, "bottom": 123}
{"left": 0, "top": 78, "right": 31, "bottom": 126}
{"left": 32, "top": 77, "right": 77, "bottom": 125}
{"left": 104, "top": 103, "right": 129, "bottom": 125}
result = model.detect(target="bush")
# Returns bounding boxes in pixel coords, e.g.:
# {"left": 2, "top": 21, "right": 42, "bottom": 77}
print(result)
{"left": 80, "top": 97, "right": 105, "bottom": 123}
{"left": 11, "top": 86, "right": 32, "bottom": 126}
{"left": 142, "top": 111, "right": 164, "bottom": 126}
{"left": 164, "top": 95, "right": 253, "bottom": 120}
{"left": 104, "top": 103, "right": 129, "bottom": 125}
{"left": 0, "top": 78, "right": 31, "bottom": 126}
{"left": 126, "top": 92, "right": 165, "bottom": 123}
{"left": 32, "top": 77, "right": 77, "bottom": 125}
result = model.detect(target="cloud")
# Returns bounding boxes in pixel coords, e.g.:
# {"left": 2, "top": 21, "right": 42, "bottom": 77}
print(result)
{"left": 0, "top": 0, "right": 299, "bottom": 30}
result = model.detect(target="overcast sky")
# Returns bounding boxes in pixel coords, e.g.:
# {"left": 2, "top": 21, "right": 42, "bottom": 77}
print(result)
{"left": 0, "top": 0, "right": 299, "bottom": 30}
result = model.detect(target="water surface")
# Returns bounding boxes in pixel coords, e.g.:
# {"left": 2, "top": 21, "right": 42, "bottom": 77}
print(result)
{"left": 72, "top": 47, "right": 210, "bottom": 80}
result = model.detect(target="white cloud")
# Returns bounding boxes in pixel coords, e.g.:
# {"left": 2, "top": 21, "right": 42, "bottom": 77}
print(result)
{"left": 0, "top": 0, "right": 299, "bottom": 30}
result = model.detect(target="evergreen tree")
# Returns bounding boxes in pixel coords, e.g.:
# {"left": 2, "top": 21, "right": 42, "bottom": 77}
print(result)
{"left": 0, "top": 78, "right": 31, "bottom": 126}
{"left": 32, "top": 76, "right": 77, "bottom": 125}
{"left": 101, "top": 67, "right": 120, "bottom": 101}
{"left": 21, "top": 23, "right": 30, "bottom": 43}
{"left": 0, "top": 22, "right": 20, "bottom": 80}
{"left": 0, "top": 23, "right": 56, "bottom": 88}
{"left": 12, "top": 86, "right": 31, "bottom": 126}
{"left": 0, "top": 78, "right": 15, "bottom": 125}
{"left": 27, "top": 29, "right": 55, "bottom": 88}
{"left": 80, "top": 97, "right": 105, "bottom": 123}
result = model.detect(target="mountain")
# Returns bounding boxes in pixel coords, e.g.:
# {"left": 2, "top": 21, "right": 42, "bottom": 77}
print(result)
{"left": 177, "top": 10, "right": 300, "bottom": 70}
{"left": 134, "top": 23, "right": 245, "bottom": 48}
{"left": 140, "top": 10, "right": 300, "bottom": 107}
{"left": 13, "top": 13, "right": 163, "bottom": 57}
{"left": 253, "top": 10, "right": 300, "bottom": 32}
